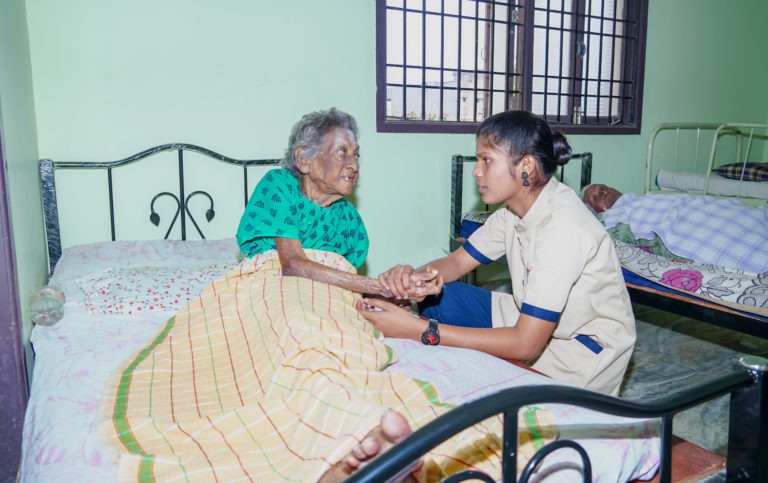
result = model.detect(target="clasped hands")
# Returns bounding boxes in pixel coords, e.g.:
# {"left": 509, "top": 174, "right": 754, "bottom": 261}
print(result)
{"left": 378, "top": 264, "right": 443, "bottom": 302}
{"left": 355, "top": 264, "right": 442, "bottom": 339}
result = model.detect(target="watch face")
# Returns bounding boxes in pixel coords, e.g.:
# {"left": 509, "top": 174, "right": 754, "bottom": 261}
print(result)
{"left": 421, "top": 322, "right": 440, "bottom": 345}
{"left": 421, "top": 331, "right": 440, "bottom": 345}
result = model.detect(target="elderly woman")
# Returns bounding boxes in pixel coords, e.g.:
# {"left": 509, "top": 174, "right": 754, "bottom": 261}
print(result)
{"left": 237, "top": 108, "right": 422, "bottom": 298}
{"left": 236, "top": 108, "right": 428, "bottom": 479}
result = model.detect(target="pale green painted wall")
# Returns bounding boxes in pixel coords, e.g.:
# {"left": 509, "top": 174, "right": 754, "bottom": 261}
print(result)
{"left": 0, "top": 0, "right": 45, "bottom": 375}
{"left": 4, "top": 0, "right": 766, "bottom": 360}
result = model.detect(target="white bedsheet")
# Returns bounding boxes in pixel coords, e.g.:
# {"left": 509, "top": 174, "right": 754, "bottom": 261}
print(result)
{"left": 21, "top": 239, "right": 660, "bottom": 482}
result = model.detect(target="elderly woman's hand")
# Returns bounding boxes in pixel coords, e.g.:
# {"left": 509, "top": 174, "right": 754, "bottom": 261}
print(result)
{"left": 403, "top": 267, "right": 443, "bottom": 302}
{"left": 378, "top": 264, "right": 414, "bottom": 299}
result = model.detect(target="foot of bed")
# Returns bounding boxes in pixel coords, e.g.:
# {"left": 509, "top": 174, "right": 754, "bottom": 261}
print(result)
{"left": 726, "top": 356, "right": 768, "bottom": 481}
{"left": 641, "top": 436, "right": 725, "bottom": 483}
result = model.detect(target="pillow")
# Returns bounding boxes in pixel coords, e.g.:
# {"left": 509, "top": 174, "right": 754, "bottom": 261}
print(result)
{"left": 712, "top": 162, "right": 768, "bottom": 182}
{"left": 52, "top": 238, "right": 242, "bottom": 282}
{"left": 75, "top": 262, "right": 239, "bottom": 315}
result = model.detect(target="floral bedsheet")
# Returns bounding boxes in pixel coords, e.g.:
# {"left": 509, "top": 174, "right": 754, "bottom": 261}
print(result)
{"left": 614, "top": 239, "right": 768, "bottom": 318}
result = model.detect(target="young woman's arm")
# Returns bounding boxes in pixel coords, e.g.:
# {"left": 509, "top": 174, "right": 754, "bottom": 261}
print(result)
{"left": 357, "top": 298, "right": 555, "bottom": 361}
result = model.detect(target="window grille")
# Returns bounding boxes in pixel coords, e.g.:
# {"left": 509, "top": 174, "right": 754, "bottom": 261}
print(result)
{"left": 376, "top": 0, "right": 648, "bottom": 134}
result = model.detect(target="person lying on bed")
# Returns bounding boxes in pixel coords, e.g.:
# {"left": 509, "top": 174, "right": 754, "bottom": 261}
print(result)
{"left": 236, "top": 107, "right": 438, "bottom": 300}
{"left": 357, "top": 110, "right": 636, "bottom": 396}
{"left": 581, "top": 183, "right": 768, "bottom": 274}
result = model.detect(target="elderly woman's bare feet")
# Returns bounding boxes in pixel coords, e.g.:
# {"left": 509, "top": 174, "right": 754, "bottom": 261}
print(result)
{"left": 318, "top": 409, "right": 420, "bottom": 482}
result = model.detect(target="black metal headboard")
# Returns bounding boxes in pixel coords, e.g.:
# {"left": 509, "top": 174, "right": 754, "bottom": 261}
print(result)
{"left": 39, "top": 143, "right": 281, "bottom": 275}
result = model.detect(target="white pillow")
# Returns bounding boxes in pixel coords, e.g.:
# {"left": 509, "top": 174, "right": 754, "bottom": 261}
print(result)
{"left": 52, "top": 238, "right": 242, "bottom": 282}
{"left": 74, "top": 263, "right": 238, "bottom": 315}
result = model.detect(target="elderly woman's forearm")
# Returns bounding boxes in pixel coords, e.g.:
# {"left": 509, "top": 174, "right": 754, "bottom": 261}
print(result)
{"left": 281, "top": 257, "right": 388, "bottom": 295}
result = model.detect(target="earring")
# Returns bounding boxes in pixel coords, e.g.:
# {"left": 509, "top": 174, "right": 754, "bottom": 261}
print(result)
{"left": 522, "top": 171, "right": 530, "bottom": 187}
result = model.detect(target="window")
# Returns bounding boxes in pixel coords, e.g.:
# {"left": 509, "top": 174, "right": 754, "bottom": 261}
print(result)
{"left": 376, "top": 0, "right": 648, "bottom": 134}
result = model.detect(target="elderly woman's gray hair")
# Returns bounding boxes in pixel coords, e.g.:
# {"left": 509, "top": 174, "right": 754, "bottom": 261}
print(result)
{"left": 283, "top": 108, "right": 359, "bottom": 178}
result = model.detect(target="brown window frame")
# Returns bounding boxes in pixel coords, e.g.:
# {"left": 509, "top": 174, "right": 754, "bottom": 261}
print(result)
{"left": 376, "top": 0, "right": 649, "bottom": 135}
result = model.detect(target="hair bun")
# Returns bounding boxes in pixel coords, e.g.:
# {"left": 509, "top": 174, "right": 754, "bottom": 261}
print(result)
{"left": 552, "top": 131, "right": 573, "bottom": 166}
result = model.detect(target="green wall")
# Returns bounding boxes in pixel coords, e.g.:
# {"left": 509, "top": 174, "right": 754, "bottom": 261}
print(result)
{"left": 0, "top": 0, "right": 45, "bottom": 377}
{"left": 3, "top": 0, "right": 767, "bottom": 363}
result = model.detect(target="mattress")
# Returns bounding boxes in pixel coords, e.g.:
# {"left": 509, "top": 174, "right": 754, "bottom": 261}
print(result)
{"left": 21, "top": 238, "right": 660, "bottom": 482}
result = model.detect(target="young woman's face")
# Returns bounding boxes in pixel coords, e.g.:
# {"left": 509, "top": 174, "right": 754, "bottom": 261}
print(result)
{"left": 472, "top": 137, "right": 522, "bottom": 206}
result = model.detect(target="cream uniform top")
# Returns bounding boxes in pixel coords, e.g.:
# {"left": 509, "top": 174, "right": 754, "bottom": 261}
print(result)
{"left": 464, "top": 177, "right": 635, "bottom": 395}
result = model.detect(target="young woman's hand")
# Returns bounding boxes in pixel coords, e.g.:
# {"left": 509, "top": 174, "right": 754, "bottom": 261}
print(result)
{"left": 355, "top": 298, "right": 426, "bottom": 340}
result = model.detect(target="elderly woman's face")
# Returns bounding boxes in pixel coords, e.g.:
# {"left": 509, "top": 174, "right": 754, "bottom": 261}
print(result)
{"left": 300, "top": 127, "right": 360, "bottom": 205}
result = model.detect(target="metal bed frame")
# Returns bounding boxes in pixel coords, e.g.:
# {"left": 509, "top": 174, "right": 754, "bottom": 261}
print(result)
{"left": 645, "top": 122, "right": 768, "bottom": 200}
{"left": 636, "top": 122, "right": 768, "bottom": 339}
{"left": 39, "top": 143, "right": 281, "bottom": 275}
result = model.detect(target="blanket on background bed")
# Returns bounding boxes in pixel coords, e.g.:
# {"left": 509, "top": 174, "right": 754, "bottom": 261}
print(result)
{"left": 614, "top": 240, "right": 768, "bottom": 317}
{"left": 603, "top": 193, "right": 768, "bottom": 274}
{"left": 97, "top": 250, "right": 556, "bottom": 482}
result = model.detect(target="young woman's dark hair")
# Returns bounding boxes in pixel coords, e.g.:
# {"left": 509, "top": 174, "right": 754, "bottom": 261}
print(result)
{"left": 476, "top": 110, "right": 573, "bottom": 187}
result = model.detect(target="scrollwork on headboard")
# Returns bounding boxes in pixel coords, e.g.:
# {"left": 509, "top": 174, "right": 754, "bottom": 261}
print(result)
{"left": 39, "top": 143, "right": 281, "bottom": 276}
{"left": 149, "top": 190, "right": 217, "bottom": 240}
{"left": 183, "top": 190, "right": 216, "bottom": 238}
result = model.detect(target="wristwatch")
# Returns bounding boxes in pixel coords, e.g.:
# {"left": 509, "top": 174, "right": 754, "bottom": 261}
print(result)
{"left": 421, "top": 318, "right": 440, "bottom": 346}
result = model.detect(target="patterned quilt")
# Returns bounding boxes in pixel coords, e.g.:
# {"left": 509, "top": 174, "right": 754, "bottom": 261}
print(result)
{"left": 614, "top": 240, "right": 768, "bottom": 318}
{"left": 97, "top": 250, "right": 556, "bottom": 481}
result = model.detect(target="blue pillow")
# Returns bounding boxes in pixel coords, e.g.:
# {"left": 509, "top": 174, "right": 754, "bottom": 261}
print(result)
{"left": 712, "top": 162, "right": 768, "bottom": 182}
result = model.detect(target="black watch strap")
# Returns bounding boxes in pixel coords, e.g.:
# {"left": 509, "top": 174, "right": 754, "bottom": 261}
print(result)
{"left": 420, "top": 319, "right": 440, "bottom": 345}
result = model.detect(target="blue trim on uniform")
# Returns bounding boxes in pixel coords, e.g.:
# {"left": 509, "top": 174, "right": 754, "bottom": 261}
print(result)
{"left": 575, "top": 334, "right": 604, "bottom": 354}
{"left": 520, "top": 303, "right": 560, "bottom": 323}
{"left": 462, "top": 240, "right": 493, "bottom": 265}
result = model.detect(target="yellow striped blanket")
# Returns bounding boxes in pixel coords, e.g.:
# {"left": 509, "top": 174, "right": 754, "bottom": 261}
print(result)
{"left": 98, "top": 250, "right": 556, "bottom": 481}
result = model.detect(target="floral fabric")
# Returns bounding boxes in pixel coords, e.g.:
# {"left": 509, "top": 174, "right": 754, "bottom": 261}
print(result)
{"left": 75, "top": 263, "right": 238, "bottom": 315}
{"left": 614, "top": 240, "right": 768, "bottom": 317}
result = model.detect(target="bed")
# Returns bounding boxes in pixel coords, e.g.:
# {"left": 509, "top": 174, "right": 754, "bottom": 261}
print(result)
{"left": 20, "top": 144, "right": 767, "bottom": 482}
{"left": 644, "top": 122, "right": 768, "bottom": 200}
{"left": 621, "top": 122, "right": 768, "bottom": 339}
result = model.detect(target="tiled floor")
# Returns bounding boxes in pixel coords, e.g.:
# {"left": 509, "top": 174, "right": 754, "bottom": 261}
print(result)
{"left": 620, "top": 303, "right": 768, "bottom": 456}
